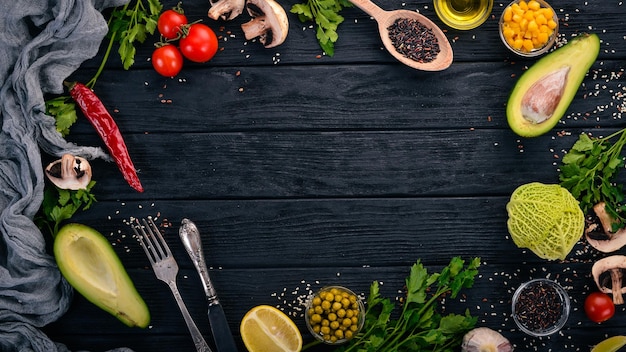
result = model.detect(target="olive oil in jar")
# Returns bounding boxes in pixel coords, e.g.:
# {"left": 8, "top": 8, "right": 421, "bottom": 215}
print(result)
{"left": 433, "top": 0, "right": 493, "bottom": 30}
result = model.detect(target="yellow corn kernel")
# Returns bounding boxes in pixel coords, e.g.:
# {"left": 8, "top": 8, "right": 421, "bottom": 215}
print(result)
{"left": 519, "top": 0, "right": 528, "bottom": 10}
{"left": 528, "top": 0, "right": 541, "bottom": 11}
{"left": 503, "top": 27, "right": 515, "bottom": 39}
{"left": 512, "top": 13, "right": 523, "bottom": 22}
{"left": 503, "top": 7, "right": 513, "bottom": 22}
{"left": 523, "top": 11, "right": 535, "bottom": 21}
{"left": 547, "top": 19, "right": 557, "bottom": 29}
{"left": 537, "top": 32, "right": 549, "bottom": 43}
{"left": 513, "top": 38, "right": 524, "bottom": 50}
{"left": 506, "top": 36, "right": 516, "bottom": 47}
{"left": 520, "top": 18, "right": 528, "bottom": 30}
{"left": 540, "top": 8, "right": 554, "bottom": 19}
{"left": 535, "top": 13, "right": 547, "bottom": 25}
{"left": 522, "top": 39, "right": 534, "bottom": 51}
{"left": 527, "top": 20, "right": 538, "bottom": 32}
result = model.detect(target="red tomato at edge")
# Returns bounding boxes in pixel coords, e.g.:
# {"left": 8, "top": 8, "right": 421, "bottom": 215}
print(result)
{"left": 157, "top": 9, "right": 188, "bottom": 40}
{"left": 179, "top": 23, "right": 219, "bottom": 63}
{"left": 152, "top": 44, "right": 183, "bottom": 77}
{"left": 584, "top": 292, "right": 615, "bottom": 323}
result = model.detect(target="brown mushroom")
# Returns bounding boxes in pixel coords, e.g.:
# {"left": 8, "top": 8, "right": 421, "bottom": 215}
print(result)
{"left": 240, "top": 0, "right": 289, "bottom": 48}
{"left": 45, "top": 154, "right": 92, "bottom": 190}
{"left": 585, "top": 202, "right": 626, "bottom": 253}
{"left": 208, "top": 0, "right": 246, "bottom": 21}
{"left": 592, "top": 255, "right": 626, "bottom": 305}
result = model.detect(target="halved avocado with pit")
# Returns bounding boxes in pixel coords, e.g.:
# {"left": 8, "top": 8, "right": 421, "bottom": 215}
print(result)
{"left": 54, "top": 223, "right": 150, "bottom": 328}
{"left": 507, "top": 33, "right": 600, "bottom": 137}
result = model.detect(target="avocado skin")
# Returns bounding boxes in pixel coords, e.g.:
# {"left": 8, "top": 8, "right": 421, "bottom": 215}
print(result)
{"left": 507, "top": 33, "right": 600, "bottom": 137}
{"left": 54, "top": 223, "right": 150, "bottom": 328}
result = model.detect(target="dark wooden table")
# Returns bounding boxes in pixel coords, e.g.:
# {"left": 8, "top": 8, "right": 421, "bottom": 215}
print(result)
{"left": 42, "top": 0, "right": 626, "bottom": 350}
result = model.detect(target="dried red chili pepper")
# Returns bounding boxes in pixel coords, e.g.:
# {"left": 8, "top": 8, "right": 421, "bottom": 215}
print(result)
{"left": 67, "top": 82, "right": 144, "bottom": 192}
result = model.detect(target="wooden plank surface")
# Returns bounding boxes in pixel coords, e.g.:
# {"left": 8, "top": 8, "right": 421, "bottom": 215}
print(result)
{"left": 40, "top": 0, "right": 626, "bottom": 351}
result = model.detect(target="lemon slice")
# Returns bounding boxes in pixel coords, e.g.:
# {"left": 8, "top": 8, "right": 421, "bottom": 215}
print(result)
{"left": 240, "top": 305, "right": 303, "bottom": 352}
{"left": 592, "top": 336, "right": 626, "bottom": 352}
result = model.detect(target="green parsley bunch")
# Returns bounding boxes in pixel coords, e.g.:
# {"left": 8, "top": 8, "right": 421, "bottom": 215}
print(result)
{"left": 337, "top": 257, "right": 480, "bottom": 352}
{"left": 560, "top": 129, "right": 626, "bottom": 231}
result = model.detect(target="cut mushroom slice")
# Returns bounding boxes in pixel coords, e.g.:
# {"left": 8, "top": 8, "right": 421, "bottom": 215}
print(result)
{"left": 592, "top": 255, "right": 626, "bottom": 305}
{"left": 45, "top": 154, "right": 92, "bottom": 190}
{"left": 240, "top": 0, "right": 289, "bottom": 48}
{"left": 586, "top": 202, "right": 626, "bottom": 253}
{"left": 208, "top": 0, "right": 245, "bottom": 21}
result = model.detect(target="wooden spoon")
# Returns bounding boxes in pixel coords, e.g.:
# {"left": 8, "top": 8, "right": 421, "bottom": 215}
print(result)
{"left": 349, "top": 0, "right": 453, "bottom": 71}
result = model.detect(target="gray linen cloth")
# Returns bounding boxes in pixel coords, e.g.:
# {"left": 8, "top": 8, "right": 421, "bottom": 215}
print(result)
{"left": 0, "top": 0, "right": 135, "bottom": 351}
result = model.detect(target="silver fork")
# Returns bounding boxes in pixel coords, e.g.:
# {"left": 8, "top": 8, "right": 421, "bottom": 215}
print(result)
{"left": 132, "top": 217, "right": 213, "bottom": 352}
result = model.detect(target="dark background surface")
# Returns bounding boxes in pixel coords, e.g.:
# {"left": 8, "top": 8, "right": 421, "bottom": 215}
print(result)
{"left": 42, "top": 0, "right": 626, "bottom": 350}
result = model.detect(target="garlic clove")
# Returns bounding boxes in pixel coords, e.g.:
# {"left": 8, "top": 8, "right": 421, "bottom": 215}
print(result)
{"left": 461, "top": 327, "right": 513, "bottom": 352}
{"left": 45, "top": 154, "right": 92, "bottom": 190}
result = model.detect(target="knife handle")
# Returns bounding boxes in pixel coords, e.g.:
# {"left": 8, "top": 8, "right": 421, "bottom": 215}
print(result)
{"left": 208, "top": 303, "right": 239, "bottom": 352}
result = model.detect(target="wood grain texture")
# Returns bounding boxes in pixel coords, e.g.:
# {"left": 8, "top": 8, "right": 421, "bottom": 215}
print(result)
{"left": 40, "top": 0, "right": 626, "bottom": 351}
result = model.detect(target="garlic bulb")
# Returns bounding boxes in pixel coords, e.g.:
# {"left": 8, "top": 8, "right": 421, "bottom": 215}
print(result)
{"left": 461, "top": 327, "right": 513, "bottom": 352}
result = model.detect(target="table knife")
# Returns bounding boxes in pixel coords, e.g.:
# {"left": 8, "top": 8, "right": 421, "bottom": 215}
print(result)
{"left": 179, "top": 218, "right": 239, "bottom": 352}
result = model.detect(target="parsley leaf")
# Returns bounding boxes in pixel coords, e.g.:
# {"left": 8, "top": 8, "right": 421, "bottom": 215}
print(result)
{"left": 559, "top": 129, "right": 626, "bottom": 230}
{"left": 45, "top": 96, "right": 77, "bottom": 137}
{"left": 337, "top": 257, "right": 480, "bottom": 352}
{"left": 291, "top": 0, "right": 353, "bottom": 56}
{"left": 109, "top": 0, "right": 162, "bottom": 70}
{"left": 36, "top": 181, "right": 97, "bottom": 237}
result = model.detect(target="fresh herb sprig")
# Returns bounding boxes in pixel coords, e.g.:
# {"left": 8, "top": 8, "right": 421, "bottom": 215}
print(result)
{"left": 46, "top": 0, "right": 162, "bottom": 134}
{"left": 290, "top": 0, "right": 353, "bottom": 56}
{"left": 36, "top": 181, "right": 97, "bottom": 237}
{"left": 559, "top": 129, "right": 626, "bottom": 231}
{"left": 336, "top": 257, "right": 480, "bottom": 352}
{"left": 107, "top": 0, "right": 162, "bottom": 72}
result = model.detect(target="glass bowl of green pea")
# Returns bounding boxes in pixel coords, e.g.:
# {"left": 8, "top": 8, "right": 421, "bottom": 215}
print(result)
{"left": 304, "top": 286, "right": 365, "bottom": 344}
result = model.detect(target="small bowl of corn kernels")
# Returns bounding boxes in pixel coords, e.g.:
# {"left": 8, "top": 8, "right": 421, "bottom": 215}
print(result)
{"left": 305, "top": 286, "right": 365, "bottom": 345}
{"left": 499, "top": 0, "right": 558, "bottom": 57}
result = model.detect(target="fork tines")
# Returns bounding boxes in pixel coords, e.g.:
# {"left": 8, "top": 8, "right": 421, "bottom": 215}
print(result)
{"left": 132, "top": 217, "right": 171, "bottom": 263}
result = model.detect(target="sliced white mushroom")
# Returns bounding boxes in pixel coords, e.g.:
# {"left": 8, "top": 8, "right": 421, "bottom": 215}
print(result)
{"left": 208, "top": 0, "right": 246, "bottom": 21}
{"left": 586, "top": 202, "right": 626, "bottom": 253}
{"left": 461, "top": 327, "right": 513, "bottom": 352}
{"left": 240, "top": 0, "right": 289, "bottom": 48}
{"left": 592, "top": 255, "right": 626, "bottom": 305}
{"left": 45, "top": 154, "right": 92, "bottom": 190}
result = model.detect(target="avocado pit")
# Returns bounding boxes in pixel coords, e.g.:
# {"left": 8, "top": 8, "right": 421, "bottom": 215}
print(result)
{"left": 521, "top": 66, "right": 569, "bottom": 124}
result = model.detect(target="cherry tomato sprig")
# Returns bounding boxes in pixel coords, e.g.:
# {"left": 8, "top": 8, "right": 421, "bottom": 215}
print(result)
{"left": 66, "top": 82, "right": 144, "bottom": 193}
{"left": 152, "top": 3, "right": 219, "bottom": 77}
{"left": 178, "top": 23, "right": 218, "bottom": 63}
{"left": 157, "top": 2, "right": 188, "bottom": 40}
{"left": 152, "top": 42, "right": 184, "bottom": 77}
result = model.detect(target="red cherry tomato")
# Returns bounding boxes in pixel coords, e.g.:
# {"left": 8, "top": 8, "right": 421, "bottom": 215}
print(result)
{"left": 179, "top": 23, "right": 218, "bottom": 63}
{"left": 157, "top": 8, "right": 188, "bottom": 40}
{"left": 152, "top": 44, "right": 183, "bottom": 77}
{"left": 584, "top": 292, "right": 615, "bottom": 323}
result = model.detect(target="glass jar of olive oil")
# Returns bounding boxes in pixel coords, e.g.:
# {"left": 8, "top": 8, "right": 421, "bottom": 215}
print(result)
{"left": 433, "top": 0, "right": 494, "bottom": 30}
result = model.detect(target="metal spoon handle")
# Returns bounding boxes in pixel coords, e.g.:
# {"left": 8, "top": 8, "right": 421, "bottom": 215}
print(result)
{"left": 180, "top": 218, "right": 219, "bottom": 303}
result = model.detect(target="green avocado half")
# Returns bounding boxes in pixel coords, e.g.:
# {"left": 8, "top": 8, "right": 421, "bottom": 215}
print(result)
{"left": 54, "top": 223, "right": 150, "bottom": 328}
{"left": 507, "top": 33, "right": 600, "bottom": 137}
